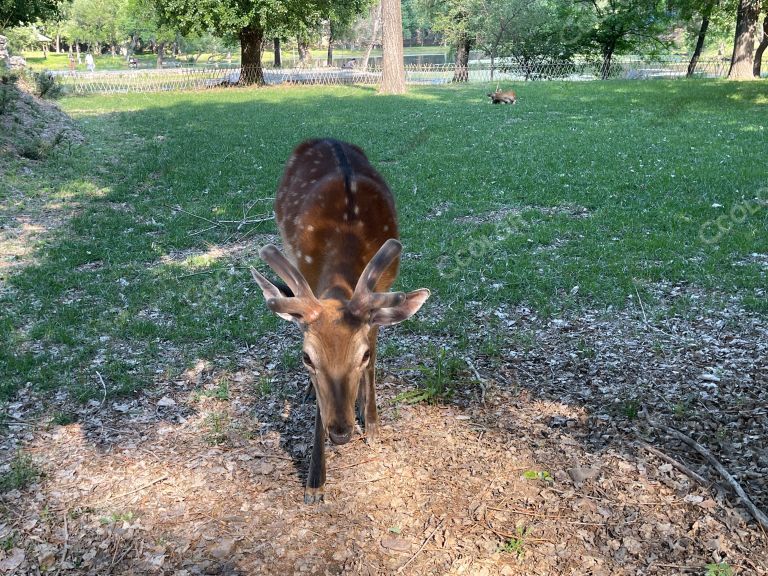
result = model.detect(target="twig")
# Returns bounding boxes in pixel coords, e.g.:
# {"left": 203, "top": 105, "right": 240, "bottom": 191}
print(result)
{"left": 61, "top": 513, "right": 69, "bottom": 566}
{"left": 96, "top": 371, "right": 107, "bottom": 408}
{"left": 329, "top": 457, "right": 380, "bottom": 471}
{"left": 644, "top": 411, "right": 768, "bottom": 530}
{"left": 96, "top": 475, "right": 169, "bottom": 505}
{"left": 397, "top": 519, "right": 444, "bottom": 574}
{"left": 633, "top": 283, "right": 648, "bottom": 324}
{"left": 216, "top": 214, "right": 274, "bottom": 226}
{"left": 172, "top": 205, "right": 220, "bottom": 227}
{"left": 107, "top": 542, "right": 134, "bottom": 574}
{"left": 464, "top": 356, "right": 487, "bottom": 405}
{"left": 638, "top": 441, "right": 709, "bottom": 486}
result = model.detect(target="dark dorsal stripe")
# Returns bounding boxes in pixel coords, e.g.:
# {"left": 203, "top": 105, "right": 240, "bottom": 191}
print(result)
{"left": 326, "top": 139, "right": 357, "bottom": 221}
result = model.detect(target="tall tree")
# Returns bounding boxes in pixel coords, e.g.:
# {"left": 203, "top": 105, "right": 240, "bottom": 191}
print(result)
{"left": 156, "top": 0, "right": 364, "bottom": 84}
{"left": 686, "top": 1, "right": 716, "bottom": 76}
{"left": 753, "top": 13, "right": 767, "bottom": 75}
{"left": 360, "top": 1, "right": 382, "bottom": 69}
{"left": 380, "top": 0, "right": 405, "bottom": 93}
{"left": 418, "top": 0, "right": 473, "bottom": 82}
{"left": 728, "top": 0, "right": 761, "bottom": 77}
{"left": 574, "top": 0, "right": 672, "bottom": 79}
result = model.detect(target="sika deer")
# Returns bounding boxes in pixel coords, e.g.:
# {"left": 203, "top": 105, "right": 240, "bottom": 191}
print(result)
{"left": 251, "top": 139, "right": 430, "bottom": 504}
{"left": 488, "top": 88, "right": 517, "bottom": 104}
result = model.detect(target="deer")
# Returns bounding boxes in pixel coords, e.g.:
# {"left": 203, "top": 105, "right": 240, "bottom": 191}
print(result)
{"left": 488, "top": 88, "right": 517, "bottom": 104}
{"left": 250, "top": 139, "right": 430, "bottom": 504}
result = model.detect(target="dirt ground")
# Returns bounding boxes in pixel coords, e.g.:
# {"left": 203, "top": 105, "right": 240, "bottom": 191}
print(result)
{"left": 2, "top": 292, "right": 768, "bottom": 575}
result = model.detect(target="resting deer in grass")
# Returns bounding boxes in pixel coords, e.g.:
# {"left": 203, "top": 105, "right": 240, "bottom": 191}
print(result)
{"left": 251, "top": 139, "right": 430, "bottom": 504}
{"left": 488, "top": 87, "right": 517, "bottom": 104}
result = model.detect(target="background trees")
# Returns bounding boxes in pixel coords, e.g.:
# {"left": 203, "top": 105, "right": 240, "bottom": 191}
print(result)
{"left": 2, "top": 0, "right": 765, "bottom": 81}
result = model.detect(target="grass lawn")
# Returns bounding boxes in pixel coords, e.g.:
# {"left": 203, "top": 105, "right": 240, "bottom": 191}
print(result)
{"left": 1, "top": 80, "right": 766, "bottom": 404}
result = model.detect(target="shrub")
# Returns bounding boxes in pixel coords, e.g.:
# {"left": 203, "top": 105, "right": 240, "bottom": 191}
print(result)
{"left": 32, "top": 70, "right": 63, "bottom": 99}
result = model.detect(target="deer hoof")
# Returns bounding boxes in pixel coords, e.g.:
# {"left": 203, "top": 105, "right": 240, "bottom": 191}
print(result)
{"left": 304, "top": 487, "right": 325, "bottom": 504}
{"left": 365, "top": 421, "right": 378, "bottom": 445}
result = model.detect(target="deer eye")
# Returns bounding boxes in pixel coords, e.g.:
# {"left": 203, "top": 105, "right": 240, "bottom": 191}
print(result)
{"left": 302, "top": 352, "right": 314, "bottom": 369}
{"left": 361, "top": 349, "right": 371, "bottom": 365}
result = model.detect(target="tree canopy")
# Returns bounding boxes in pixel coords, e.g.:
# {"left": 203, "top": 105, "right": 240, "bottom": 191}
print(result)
{"left": 1, "top": 0, "right": 60, "bottom": 30}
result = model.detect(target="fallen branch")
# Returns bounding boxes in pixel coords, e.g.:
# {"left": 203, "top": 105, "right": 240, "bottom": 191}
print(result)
{"left": 96, "top": 475, "right": 169, "bottom": 506}
{"left": 397, "top": 518, "right": 444, "bottom": 574}
{"left": 644, "top": 412, "right": 768, "bottom": 530}
{"left": 638, "top": 441, "right": 709, "bottom": 486}
{"left": 96, "top": 371, "right": 107, "bottom": 408}
{"left": 464, "top": 356, "right": 487, "bottom": 405}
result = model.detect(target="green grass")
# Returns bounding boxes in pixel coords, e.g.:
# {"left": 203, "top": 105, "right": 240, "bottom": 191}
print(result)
{"left": 1, "top": 81, "right": 766, "bottom": 403}
{"left": 0, "top": 452, "right": 40, "bottom": 492}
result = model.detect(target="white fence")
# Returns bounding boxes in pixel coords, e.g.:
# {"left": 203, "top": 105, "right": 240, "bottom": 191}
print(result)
{"left": 55, "top": 58, "right": 730, "bottom": 95}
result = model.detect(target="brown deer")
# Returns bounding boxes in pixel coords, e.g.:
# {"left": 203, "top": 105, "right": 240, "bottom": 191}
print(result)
{"left": 251, "top": 139, "right": 430, "bottom": 504}
{"left": 488, "top": 88, "right": 517, "bottom": 104}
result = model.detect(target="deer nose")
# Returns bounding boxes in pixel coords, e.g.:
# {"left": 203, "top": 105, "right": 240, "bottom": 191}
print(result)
{"left": 328, "top": 426, "right": 353, "bottom": 445}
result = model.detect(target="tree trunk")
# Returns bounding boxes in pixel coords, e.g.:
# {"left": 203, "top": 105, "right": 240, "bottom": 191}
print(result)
{"left": 754, "top": 16, "right": 768, "bottom": 76}
{"left": 274, "top": 37, "right": 281, "bottom": 68}
{"left": 157, "top": 42, "right": 165, "bottom": 68}
{"left": 601, "top": 44, "right": 615, "bottom": 79}
{"left": 362, "top": 2, "right": 382, "bottom": 69}
{"left": 297, "top": 40, "right": 310, "bottom": 66}
{"left": 728, "top": 0, "right": 761, "bottom": 78}
{"left": 687, "top": 9, "right": 712, "bottom": 77}
{"left": 55, "top": 33, "right": 60, "bottom": 53}
{"left": 452, "top": 33, "right": 471, "bottom": 82}
{"left": 380, "top": 0, "right": 405, "bottom": 94}
{"left": 327, "top": 21, "right": 335, "bottom": 67}
{"left": 240, "top": 24, "right": 265, "bottom": 84}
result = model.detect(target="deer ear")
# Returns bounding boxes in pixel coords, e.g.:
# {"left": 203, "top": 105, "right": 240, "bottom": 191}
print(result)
{"left": 251, "top": 267, "right": 300, "bottom": 322}
{"left": 369, "top": 289, "right": 430, "bottom": 327}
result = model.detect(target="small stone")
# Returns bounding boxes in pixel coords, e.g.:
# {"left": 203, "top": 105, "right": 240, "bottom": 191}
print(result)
{"left": 157, "top": 396, "right": 176, "bottom": 408}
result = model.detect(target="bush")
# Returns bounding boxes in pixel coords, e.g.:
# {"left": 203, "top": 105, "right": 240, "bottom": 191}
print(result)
{"left": 32, "top": 70, "right": 63, "bottom": 99}
{"left": 0, "top": 72, "right": 20, "bottom": 115}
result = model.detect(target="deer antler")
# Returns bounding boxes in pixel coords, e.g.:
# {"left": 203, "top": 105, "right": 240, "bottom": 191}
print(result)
{"left": 251, "top": 245, "right": 321, "bottom": 322}
{"left": 348, "top": 239, "right": 407, "bottom": 317}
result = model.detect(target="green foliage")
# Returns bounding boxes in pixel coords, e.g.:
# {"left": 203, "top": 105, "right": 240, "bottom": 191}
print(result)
{"left": 32, "top": 69, "right": 63, "bottom": 98}
{"left": 50, "top": 410, "right": 78, "bottom": 425}
{"left": 194, "top": 378, "right": 230, "bottom": 401}
{"left": 204, "top": 411, "right": 229, "bottom": 445}
{"left": 0, "top": 451, "right": 40, "bottom": 492}
{"left": 0, "top": 71, "right": 19, "bottom": 114}
{"left": 394, "top": 346, "right": 465, "bottom": 404}
{"left": 2, "top": 25, "right": 38, "bottom": 52}
{"left": 500, "top": 526, "right": 532, "bottom": 558}
{"left": 1, "top": 0, "right": 60, "bottom": 29}
{"left": 67, "top": 0, "right": 124, "bottom": 48}
{"left": 705, "top": 563, "right": 733, "bottom": 576}
{"left": 522, "top": 470, "right": 553, "bottom": 482}
{"left": 99, "top": 510, "right": 135, "bottom": 524}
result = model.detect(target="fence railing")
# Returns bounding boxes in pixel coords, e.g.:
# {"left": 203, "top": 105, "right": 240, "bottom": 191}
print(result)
{"left": 56, "top": 58, "right": 731, "bottom": 95}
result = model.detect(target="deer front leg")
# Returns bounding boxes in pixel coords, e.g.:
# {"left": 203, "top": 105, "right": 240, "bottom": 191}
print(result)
{"left": 362, "top": 327, "right": 380, "bottom": 444}
{"left": 305, "top": 404, "right": 326, "bottom": 504}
